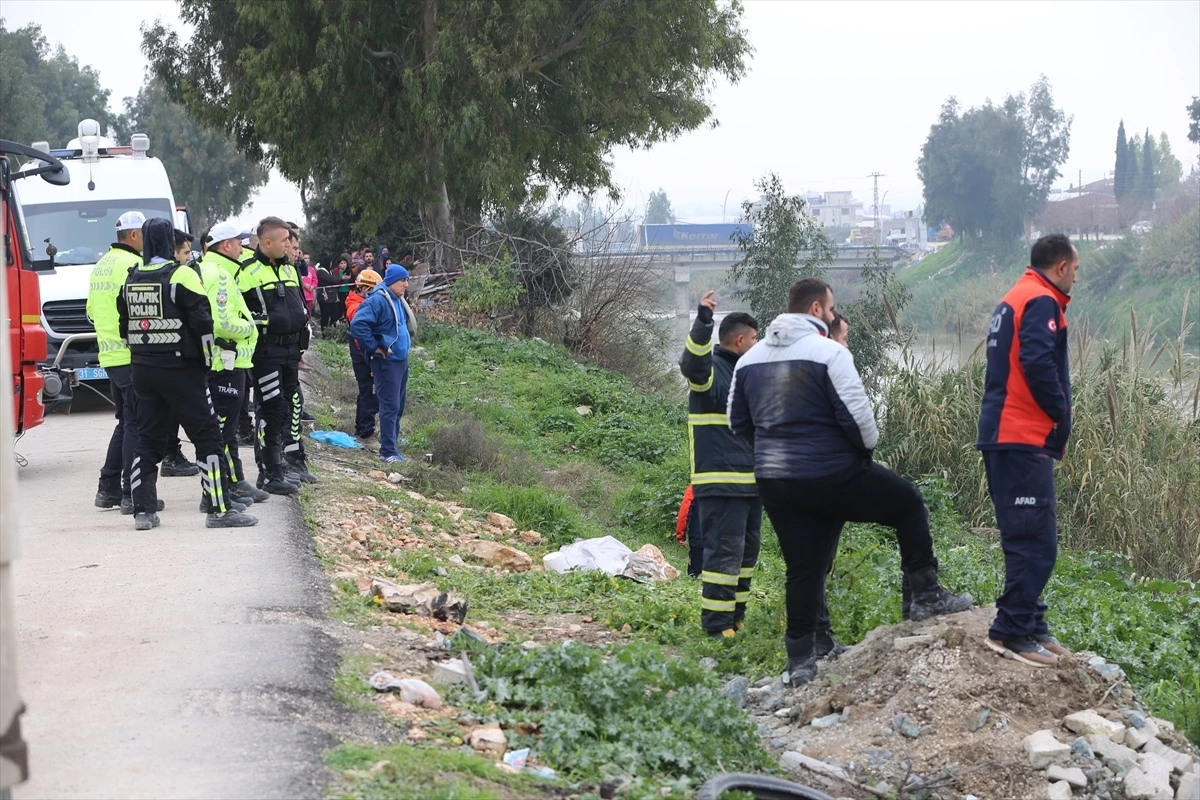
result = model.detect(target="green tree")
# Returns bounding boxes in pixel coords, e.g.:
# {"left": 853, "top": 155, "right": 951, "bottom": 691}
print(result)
{"left": 843, "top": 248, "right": 912, "bottom": 395}
{"left": 301, "top": 171, "right": 423, "bottom": 265}
{"left": 1188, "top": 97, "right": 1200, "bottom": 145}
{"left": 109, "top": 78, "right": 268, "bottom": 234}
{"left": 645, "top": 188, "right": 676, "bottom": 224}
{"left": 1140, "top": 128, "right": 1156, "bottom": 212}
{"left": 728, "top": 172, "right": 832, "bottom": 325}
{"left": 1114, "top": 121, "right": 1131, "bottom": 204}
{"left": 0, "top": 21, "right": 112, "bottom": 145}
{"left": 492, "top": 207, "right": 577, "bottom": 334}
{"left": 1156, "top": 132, "right": 1183, "bottom": 188}
{"left": 142, "top": 1, "right": 750, "bottom": 266}
{"left": 1126, "top": 133, "right": 1143, "bottom": 219}
{"left": 1003, "top": 75, "right": 1073, "bottom": 229}
{"left": 918, "top": 99, "right": 1024, "bottom": 241}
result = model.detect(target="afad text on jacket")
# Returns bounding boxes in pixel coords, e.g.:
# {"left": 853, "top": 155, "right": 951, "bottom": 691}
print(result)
{"left": 977, "top": 268, "right": 1072, "bottom": 458}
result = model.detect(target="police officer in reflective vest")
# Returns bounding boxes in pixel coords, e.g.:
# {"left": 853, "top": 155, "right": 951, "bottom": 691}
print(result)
{"left": 200, "top": 222, "right": 271, "bottom": 510}
{"left": 678, "top": 291, "right": 761, "bottom": 638}
{"left": 118, "top": 217, "right": 258, "bottom": 530}
{"left": 88, "top": 210, "right": 165, "bottom": 516}
{"left": 238, "top": 216, "right": 309, "bottom": 494}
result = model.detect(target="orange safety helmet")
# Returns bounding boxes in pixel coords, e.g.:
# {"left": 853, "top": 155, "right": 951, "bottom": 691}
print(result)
{"left": 355, "top": 268, "right": 382, "bottom": 288}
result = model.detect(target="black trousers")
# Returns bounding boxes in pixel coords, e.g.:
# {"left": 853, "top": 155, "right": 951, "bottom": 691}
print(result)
{"left": 983, "top": 450, "right": 1057, "bottom": 641}
{"left": 209, "top": 369, "right": 247, "bottom": 484}
{"left": 698, "top": 495, "right": 762, "bottom": 632}
{"left": 686, "top": 501, "right": 704, "bottom": 578}
{"left": 758, "top": 463, "right": 935, "bottom": 640}
{"left": 350, "top": 345, "right": 377, "bottom": 437}
{"left": 252, "top": 360, "right": 299, "bottom": 461}
{"left": 98, "top": 365, "right": 136, "bottom": 496}
{"left": 319, "top": 301, "right": 340, "bottom": 328}
{"left": 130, "top": 364, "right": 229, "bottom": 515}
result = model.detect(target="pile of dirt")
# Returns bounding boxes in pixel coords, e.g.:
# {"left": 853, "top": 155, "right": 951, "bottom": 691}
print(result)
{"left": 744, "top": 607, "right": 1197, "bottom": 800}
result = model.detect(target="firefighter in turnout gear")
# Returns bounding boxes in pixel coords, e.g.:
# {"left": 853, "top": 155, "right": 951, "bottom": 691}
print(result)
{"left": 678, "top": 292, "right": 761, "bottom": 638}
{"left": 200, "top": 222, "right": 270, "bottom": 511}
{"left": 118, "top": 217, "right": 258, "bottom": 530}
{"left": 238, "top": 216, "right": 308, "bottom": 494}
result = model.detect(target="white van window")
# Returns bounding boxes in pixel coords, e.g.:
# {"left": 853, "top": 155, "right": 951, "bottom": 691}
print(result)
{"left": 22, "top": 198, "right": 174, "bottom": 267}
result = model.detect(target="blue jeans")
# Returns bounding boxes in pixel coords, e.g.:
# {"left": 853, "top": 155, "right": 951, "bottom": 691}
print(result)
{"left": 371, "top": 356, "right": 408, "bottom": 459}
{"left": 983, "top": 450, "right": 1057, "bottom": 641}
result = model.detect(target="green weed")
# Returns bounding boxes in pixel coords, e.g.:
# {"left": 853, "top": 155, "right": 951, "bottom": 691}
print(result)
{"left": 326, "top": 742, "right": 560, "bottom": 800}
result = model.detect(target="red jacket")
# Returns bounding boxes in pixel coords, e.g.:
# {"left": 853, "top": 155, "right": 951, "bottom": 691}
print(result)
{"left": 977, "top": 269, "right": 1073, "bottom": 458}
{"left": 675, "top": 485, "right": 695, "bottom": 544}
{"left": 345, "top": 291, "right": 365, "bottom": 322}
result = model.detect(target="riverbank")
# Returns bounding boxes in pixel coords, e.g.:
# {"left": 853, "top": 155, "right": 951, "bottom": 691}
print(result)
{"left": 292, "top": 322, "right": 1197, "bottom": 798}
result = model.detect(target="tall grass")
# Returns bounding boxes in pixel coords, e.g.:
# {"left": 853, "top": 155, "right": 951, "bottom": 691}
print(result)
{"left": 878, "top": 302, "right": 1200, "bottom": 580}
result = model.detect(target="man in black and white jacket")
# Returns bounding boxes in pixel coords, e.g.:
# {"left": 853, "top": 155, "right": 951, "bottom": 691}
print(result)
{"left": 728, "top": 277, "right": 972, "bottom": 687}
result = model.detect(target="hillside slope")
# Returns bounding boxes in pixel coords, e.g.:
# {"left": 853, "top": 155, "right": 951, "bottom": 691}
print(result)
{"left": 899, "top": 210, "right": 1200, "bottom": 347}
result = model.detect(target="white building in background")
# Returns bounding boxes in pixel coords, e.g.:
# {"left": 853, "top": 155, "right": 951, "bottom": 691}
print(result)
{"left": 804, "top": 190, "right": 865, "bottom": 228}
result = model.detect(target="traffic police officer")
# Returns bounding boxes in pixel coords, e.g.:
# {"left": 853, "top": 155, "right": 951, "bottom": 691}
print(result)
{"left": 201, "top": 222, "right": 271, "bottom": 509}
{"left": 238, "top": 216, "right": 308, "bottom": 494}
{"left": 679, "top": 292, "right": 761, "bottom": 638}
{"left": 88, "top": 210, "right": 164, "bottom": 515}
{"left": 118, "top": 217, "right": 257, "bottom": 530}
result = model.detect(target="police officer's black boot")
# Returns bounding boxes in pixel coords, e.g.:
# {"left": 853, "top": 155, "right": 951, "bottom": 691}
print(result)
{"left": 161, "top": 446, "right": 199, "bottom": 477}
{"left": 234, "top": 480, "right": 270, "bottom": 504}
{"left": 262, "top": 446, "right": 300, "bottom": 495}
{"left": 95, "top": 489, "right": 122, "bottom": 509}
{"left": 284, "top": 451, "right": 318, "bottom": 484}
{"left": 784, "top": 632, "right": 819, "bottom": 687}
{"left": 121, "top": 496, "right": 165, "bottom": 515}
{"left": 906, "top": 563, "right": 973, "bottom": 622}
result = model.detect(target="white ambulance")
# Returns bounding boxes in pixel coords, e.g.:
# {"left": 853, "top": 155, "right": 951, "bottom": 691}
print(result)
{"left": 14, "top": 119, "right": 190, "bottom": 409}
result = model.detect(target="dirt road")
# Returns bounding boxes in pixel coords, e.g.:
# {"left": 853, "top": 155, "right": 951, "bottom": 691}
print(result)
{"left": 10, "top": 400, "right": 340, "bottom": 799}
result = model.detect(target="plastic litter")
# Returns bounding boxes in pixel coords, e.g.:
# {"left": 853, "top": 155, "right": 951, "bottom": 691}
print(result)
{"left": 542, "top": 536, "right": 679, "bottom": 582}
{"left": 310, "top": 430, "right": 364, "bottom": 449}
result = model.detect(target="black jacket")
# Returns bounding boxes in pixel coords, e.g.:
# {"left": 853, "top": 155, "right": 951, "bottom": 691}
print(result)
{"left": 679, "top": 306, "right": 756, "bottom": 498}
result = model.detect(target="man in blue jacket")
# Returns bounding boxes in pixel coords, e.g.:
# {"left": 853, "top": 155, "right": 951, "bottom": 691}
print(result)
{"left": 349, "top": 264, "right": 410, "bottom": 463}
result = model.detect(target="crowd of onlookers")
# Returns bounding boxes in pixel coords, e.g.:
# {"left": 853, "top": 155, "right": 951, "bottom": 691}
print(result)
{"left": 308, "top": 245, "right": 420, "bottom": 331}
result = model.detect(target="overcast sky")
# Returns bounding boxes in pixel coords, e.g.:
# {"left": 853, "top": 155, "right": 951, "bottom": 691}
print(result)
{"left": 3, "top": 0, "right": 1197, "bottom": 228}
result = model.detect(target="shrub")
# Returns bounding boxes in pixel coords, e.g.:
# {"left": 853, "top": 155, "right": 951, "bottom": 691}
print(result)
{"left": 877, "top": 327, "right": 1200, "bottom": 580}
{"left": 451, "top": 641, "right": 771, "bottom": 792}
{"left": 429, "top": 414, "right": 534, "bottom": 485}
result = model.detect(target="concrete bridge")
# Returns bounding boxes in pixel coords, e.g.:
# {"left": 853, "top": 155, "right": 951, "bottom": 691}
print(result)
{"left": 582, "top": 244, "right": 909, "bottom": 340}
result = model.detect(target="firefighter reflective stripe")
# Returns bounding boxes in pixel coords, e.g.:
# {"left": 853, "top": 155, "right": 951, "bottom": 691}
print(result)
{"left": 693, "top": 471, "right": 756, "bottom": 485}
{"left": 688, "top": 413, "right": 728, "bottom": 425}
{"left": 734, "top": 591, "right": 751, "bottom": 603}
{"left": 701, "top": 598, "right": 736, "bottom": 612}
{"left": 739, "top": 566, "right": 755, "bottom": 579}
{"left": 701, "top": 570, "right": 739, "bottom": 586}
{"left": 687, "top": 369, "right": 714, "bottom": 392}
{"left": 685, "top": 336, "right": 712, "bottom": 356}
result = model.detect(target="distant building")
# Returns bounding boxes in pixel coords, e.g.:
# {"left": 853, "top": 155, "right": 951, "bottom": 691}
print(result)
{"left": 805, "top": 190, "right": 865, "bottom": 228}
{"left": 1036, "top": 178, "right": 1118, "bottom": 235}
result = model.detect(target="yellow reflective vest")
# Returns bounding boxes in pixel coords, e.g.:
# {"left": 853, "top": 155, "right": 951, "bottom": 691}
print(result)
{"left": 199, "top": 251, "right": 257, "bottom": 371}
{"left": 86, "top": 243, "right": 142, "bottom": 368}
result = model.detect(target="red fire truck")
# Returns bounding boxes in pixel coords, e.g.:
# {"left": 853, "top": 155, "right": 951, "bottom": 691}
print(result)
{"left": 2, "top": 139, "right": 69, "bottom": 435}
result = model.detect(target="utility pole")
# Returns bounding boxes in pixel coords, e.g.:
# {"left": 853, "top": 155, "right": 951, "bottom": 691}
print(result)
{"left": 869, "top": 172, "right": 884, "bottom": 247}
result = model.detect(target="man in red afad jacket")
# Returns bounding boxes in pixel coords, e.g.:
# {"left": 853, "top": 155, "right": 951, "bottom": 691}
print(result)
{"left": 977, "top": 234, "right": 1079, "bottom": 668}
